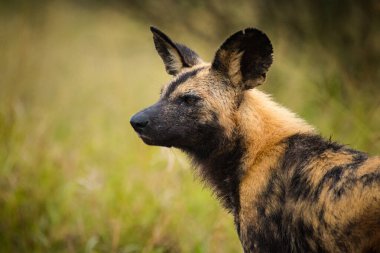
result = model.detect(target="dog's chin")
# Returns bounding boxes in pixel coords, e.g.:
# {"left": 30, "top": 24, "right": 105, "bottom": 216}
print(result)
{"left": 138, "top": 134, "right": 172, "bottom": 148}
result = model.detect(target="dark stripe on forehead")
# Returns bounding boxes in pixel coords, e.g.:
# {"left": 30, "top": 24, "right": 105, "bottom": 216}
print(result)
{"left": 165, "top": 67, "right": 206, "bottom": 97}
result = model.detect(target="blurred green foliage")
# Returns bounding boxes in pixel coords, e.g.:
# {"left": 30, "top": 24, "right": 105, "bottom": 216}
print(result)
{"left": 0, "top": 1, "right": 379, "bottom": 252}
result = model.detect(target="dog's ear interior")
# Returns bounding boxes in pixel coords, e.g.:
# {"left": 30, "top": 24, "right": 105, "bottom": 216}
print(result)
{"left": 211, "top": 28, "right": 273, "bottom": 90}
{"left": 150, "top": 27, "right": 202, "bottom": 76}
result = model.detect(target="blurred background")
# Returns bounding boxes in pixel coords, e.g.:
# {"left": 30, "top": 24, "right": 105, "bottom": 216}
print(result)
{"left": 0, "top": 0, "right": 379, "bottom": 252}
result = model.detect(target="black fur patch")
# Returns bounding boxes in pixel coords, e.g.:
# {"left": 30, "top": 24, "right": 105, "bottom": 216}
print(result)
{"left": 151, "top": 26, "right": 200, "bottom": 75}
{"left": 212, "top": 28, "right": 273, "bottom": 88}
{"left": 164, "top": 67, "right": 205, "bottom": 97}
{"left": 185, "top": 117, "right": 245, "bottom": 215}
{"left": 191, "top": 140, "right": 245, "bottom": 215}
{"left": 175, "top": 43, "right": 202, "bottom": 67}
{"left": 313, "top": 165, "right": 344, "bottom": 200}
{"left": 285, "top": 135, "right": 341, "bottom": 201}
{"left": 281, "top": 134, "right": 368, "bottom": 201}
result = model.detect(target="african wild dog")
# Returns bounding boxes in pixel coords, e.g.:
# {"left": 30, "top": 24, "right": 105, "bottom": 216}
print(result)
{"left": 130, "top": 27, "right": 380, "bottom": 253}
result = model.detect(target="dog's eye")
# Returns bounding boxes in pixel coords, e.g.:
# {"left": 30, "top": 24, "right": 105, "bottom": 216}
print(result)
{"left": 180, "top": 94, "right": 200, "bottom": 105}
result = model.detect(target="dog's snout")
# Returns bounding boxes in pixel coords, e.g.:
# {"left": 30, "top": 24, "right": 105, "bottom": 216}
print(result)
{"left": 130, "top": 112, "right": 149, "bottom": 132}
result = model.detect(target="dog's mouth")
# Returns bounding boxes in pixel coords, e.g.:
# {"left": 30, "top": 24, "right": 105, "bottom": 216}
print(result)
{"left": 136, "top": 132, "right": 173, "bottom": 148}
{"left": 136, "top": 132, "right": 153, "bottom": 144}
{"left": 137, "top": 133, "right": 152, "bottom": 142}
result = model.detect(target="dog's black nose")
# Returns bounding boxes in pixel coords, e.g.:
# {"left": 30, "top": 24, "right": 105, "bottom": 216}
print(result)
{"left": 130, "top": 112, "right": 149, "bottom": 132}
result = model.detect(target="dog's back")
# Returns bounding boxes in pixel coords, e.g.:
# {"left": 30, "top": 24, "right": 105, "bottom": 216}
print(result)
{"left": 239, "top": 133, "right": 380, "bottom": 252}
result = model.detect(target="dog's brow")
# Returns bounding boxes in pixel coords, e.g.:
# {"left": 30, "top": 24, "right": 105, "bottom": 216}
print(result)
{"left": 164, "top": 67, "right": 206, "bottom": 97}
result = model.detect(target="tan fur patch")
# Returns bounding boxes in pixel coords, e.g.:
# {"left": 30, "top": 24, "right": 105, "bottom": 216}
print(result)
{"left": 167, "top": 47, "right": 184, "bottom": 74}
{"left": 237, "top": 89, "right": 314, "bottom": 167}
{"left": 239, "top": 144, "right": 286, "bottom": 231}
{"left": 305, "top": 151, "right": 354, "bottom": 187}
{"left": 228, "top": 51, "right": 244, "bottom": 86}
{"left": 356, "top": 156, "right": 380, "bottom": 176}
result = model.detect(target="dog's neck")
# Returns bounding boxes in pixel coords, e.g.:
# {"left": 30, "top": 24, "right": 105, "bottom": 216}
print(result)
{"left": 182, "top": 89, "right": 314, "bottom": 212}
{"left": 236, "top": 89, "right": 315, "bottom": 169}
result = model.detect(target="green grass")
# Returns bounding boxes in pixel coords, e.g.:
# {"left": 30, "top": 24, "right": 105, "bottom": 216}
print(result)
{"left": 0, "top": 1, "right": 379, "bottom": 253}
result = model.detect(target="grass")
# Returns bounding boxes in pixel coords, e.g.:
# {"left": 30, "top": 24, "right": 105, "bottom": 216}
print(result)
{"left": 0, "top": 2, "right": 239, "bottom": 252}
{"left": 0, "top": 1, "right": 379, "bottom": 253}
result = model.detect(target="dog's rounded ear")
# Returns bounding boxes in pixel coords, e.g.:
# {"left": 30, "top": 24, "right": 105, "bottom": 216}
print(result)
{"left": 150, "top": 27, "right": 203, "bottom": 76}
{"left": 211, "top": 28, "right": 273, "bottom": 90}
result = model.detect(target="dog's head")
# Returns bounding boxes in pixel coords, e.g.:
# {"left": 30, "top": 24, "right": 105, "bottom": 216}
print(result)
{"left": 130, "top": 27, "right": 273, "bottom": 153}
